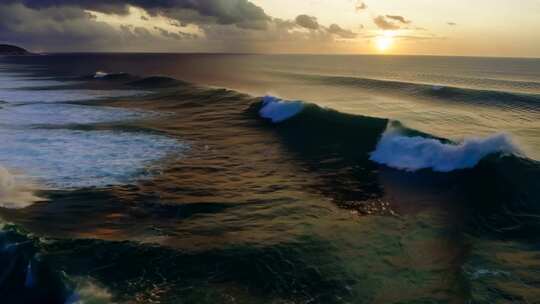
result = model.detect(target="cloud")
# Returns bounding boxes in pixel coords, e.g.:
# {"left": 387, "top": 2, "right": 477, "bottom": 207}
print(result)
{"left": 356, "top": 1, "right": 367, "bottom": 11}
{"left": 373, "top": 16, "right": 400, "bottom": 30}
{"left": 7, "top": 0, "right": 271, "bottom": 30}
{"left": 295, "top": 14, "right": 319, "bottom": 30}
{"left": 0, "top": 1, "right": 363, "bottom": 53}
{"left": 154, "top": 27, "right": 198, "bottom": 40}
{"left": 0, "top": 3, "right": 118, "bottom": 48}
{"left": 327, "top": 24, "right": 357, "bottom": 39}
{"left": 385, "top": 15, "right": 411, "bottom": 24}
{"left": 395, "top": 34, "right": 445, "bottom": 41}
{"left": 447, "top": 22, "right": 457, "bottom": 26}
{"left": 0, "top": 3, "right": 209, "bottom": 52}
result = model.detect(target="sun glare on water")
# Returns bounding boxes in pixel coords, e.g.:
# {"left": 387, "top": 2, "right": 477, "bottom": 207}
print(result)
{"left": 375, "top": 31, "right": 395, "bottom": 53}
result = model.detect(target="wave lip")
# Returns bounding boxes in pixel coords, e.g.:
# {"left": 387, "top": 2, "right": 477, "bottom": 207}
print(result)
{"left": 370, "top": 131, "right": 520, "bottom": 172}
{"left": 92, "top": 71, "right": 131, "bottom": 80}
{"left": 259, "top": 95, "right": 304, "bottom": 123}
{"left": 93, "top": 71, "right": 108, "bottom": 78}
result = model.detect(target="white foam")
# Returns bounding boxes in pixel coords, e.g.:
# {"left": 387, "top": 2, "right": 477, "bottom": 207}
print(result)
{"left": 0, "top": 89, "right": 146, "bottom": 103}
{"left": 370, "top": 131, "right": 520, "bottom": 172}
{"left": 432, "top": 85, "right": 444, "bottom": 91}
{"left": 0, "top": 128, "right": 186, "bottom": 189}
{"left": 0, "top": 103, "right": 153, "bottom": 126}
{"left": 0, "top": 75, "right": 70, "bottom": 89}
{"left": 0, "top": 68, "right": 79, "bottom": 89}
{"left": 65, "top": 277, "right": 113, "bottom": 304}
{"left": 93, "top": 71, "right": 109, "bottom": 78}
{"left": 0, "top": 67, "right": 183, "bottom": 196}
{"left": 259, "top": 95, "right": 304, "bottom": 123}
{"left": 0, "top": 166, "right": 41, "bottom": 209}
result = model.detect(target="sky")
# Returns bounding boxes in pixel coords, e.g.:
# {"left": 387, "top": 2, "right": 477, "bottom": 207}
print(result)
{"left": 1, "top": 0, "right": 539, "bottom": 57}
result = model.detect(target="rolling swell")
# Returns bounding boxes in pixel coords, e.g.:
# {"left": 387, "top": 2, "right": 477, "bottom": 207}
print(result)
{"left": 252, "top": 95, "right": 389, "bottom": 209}
{"left": 80, "top": 72, "right": 188, "bottom": 89}
{"left": 252, "top": 95, "right": 539, "bottom": 220}
{"left": 127, "top": 76, "right": 188, "bottom": 88}
{"left": 70, "top": 72, "right": 538, "bottom": 210}
{"left": 69, "top": 72, "right": 540, "bottom": 230}
{"left": 254, "top": 95, "right": 525, "bottom": 172}
{"left": 294, "top": 73, "right": 540, "bottom": 112}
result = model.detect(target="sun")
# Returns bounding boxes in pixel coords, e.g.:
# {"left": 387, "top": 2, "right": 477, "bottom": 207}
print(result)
{"left": 375, "top": 31, "right": 395, "bottom": 53}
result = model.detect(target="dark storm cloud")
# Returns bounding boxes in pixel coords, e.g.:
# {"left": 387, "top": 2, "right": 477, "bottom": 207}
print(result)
{"left": 385, "top": 15, "right": 411, "bottom": 24}
{"left": 6, "top": 0, "right": 271, "bottom": 30}
{"left": 0, "top": 3, "right": 118, "bottom": 46}
{"left": 327, "top": 24, "right": 357, "bottom": 39}
{"left": 294, "top": 14, "right": 358, "bottom": 39}
{"left": 154, "top": 26, "right": 198, "bottom": 40}
{"left": 373, "top": 16, "right": 400, "bottom": 30}
{"left": 0, "top": 1, "right": 361, "bottom": 52}
{"left": 0, "top": 3, "right": 204, "bottom": 51}
{"left": 295, "top": 14, "right": 319, "bottom": 30}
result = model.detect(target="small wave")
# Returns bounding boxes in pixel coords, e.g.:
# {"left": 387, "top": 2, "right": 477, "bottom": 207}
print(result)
{"left": 0, "top": 166, "right": 41, "bottom": 209}
{"left": 370, "top": 130, "right": 520, "bottom": 172}
{"left": 93, "top": 71, "right": 108, "bottom": 78}
{"left": 92, "top": 71, "right": 131, "bottom": 80}
{"left": 259, "top": 95, "right": 304, "bottom": 123}
{"left": 127, "top": 76, "right": 185, "bottom": 88}
{"left": 294, "top": 73, "right": 540, "bottom": 112}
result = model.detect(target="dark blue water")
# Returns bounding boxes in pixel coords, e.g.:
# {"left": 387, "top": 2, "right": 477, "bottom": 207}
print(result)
{"left": 0, "top": 54, "right": 539, "bottom": 303}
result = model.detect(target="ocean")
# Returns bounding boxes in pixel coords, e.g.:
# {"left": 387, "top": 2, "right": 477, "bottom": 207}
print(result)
{"left": 0, "top": 53, "right": 538, "bottom": 303}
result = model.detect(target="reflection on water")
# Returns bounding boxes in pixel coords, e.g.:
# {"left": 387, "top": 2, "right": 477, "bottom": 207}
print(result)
{"left": 0, "top": 55, "right": 538, "bottom": 303}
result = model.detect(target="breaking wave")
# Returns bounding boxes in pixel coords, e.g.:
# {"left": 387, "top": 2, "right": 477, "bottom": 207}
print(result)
{"left": 259, "top": 95, "right": 304, "bottom": 122}
{"left": 369, "top": 131, "right": 521, "bottom": 172}
{"left": 254, "top": 95, "right": 527, "bottom": 173}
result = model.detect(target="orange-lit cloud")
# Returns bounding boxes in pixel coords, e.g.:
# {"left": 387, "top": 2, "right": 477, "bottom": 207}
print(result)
{"left": 1, "top": 0, "right": 539, "bottom": 57}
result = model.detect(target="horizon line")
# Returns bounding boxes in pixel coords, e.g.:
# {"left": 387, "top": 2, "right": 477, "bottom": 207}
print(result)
{"left": 27, "top": 51, "right": 540, "bottom": 60}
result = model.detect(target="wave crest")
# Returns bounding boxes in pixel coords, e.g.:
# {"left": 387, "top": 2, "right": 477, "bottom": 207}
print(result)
{"left": 0, "top": 166, "right": 41, "bottom": 209}
{"left": 259, "top": 96, "right": 304, "bottom": 123}
{"left": 370, "top": 131, "right": 520, "bottom": 172}
{"left": 92, "top": 71, "right": 132, "bottom": 80}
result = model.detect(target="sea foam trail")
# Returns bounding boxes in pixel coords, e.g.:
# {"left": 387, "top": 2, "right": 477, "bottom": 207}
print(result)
{"left": 0, "top": 166, "right": 41, "bottom": 209}
{"left": 0, "top": 129, "right": 186, "bottom": 189}
{"left": 370, "top": 131, "right": 520, "bottom": 172}
{"left": 259, "top": 95, "right": 304, "bottom": 123}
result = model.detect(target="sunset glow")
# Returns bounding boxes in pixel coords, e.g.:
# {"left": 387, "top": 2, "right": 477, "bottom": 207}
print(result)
{"left": 375, "top": 31, "right": 395, "bottom": 52}
{"left": 1, "top": 1, "right": 540, "bottom": 303}
{"left": 1, "top": 0, "right": 539, "bottom": 56}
